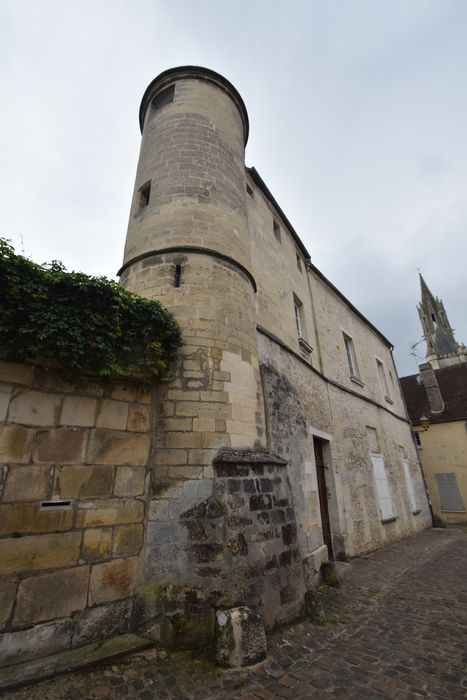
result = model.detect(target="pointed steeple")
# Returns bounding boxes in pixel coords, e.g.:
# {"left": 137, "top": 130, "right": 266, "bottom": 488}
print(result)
{"left": 417, "top": 274, "right": 466, "bottom": 368}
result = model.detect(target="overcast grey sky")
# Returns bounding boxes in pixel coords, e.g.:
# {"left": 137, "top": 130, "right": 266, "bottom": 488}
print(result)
{"left": 1, "top": 0, "right": 466, "bottom": 376}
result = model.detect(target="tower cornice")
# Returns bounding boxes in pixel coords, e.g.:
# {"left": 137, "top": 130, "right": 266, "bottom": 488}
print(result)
{"left": 139, "top": 66, "right": 250, "bottom": 145}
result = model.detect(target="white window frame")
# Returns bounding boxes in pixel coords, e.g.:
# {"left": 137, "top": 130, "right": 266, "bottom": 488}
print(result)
{"left": 294, "top": 296, "right": 304, "bottom": 339}
{"left": 343, "top": 332, "right": 361, "bottom": 381}
{"left": 402, "top": 460, "right": 418, "bottom": 513}
{"left": 376, "top": 358, "right": 391, "bottom": 402}
{"left": 371, "top": 453, "right": 396, "bottom": 522}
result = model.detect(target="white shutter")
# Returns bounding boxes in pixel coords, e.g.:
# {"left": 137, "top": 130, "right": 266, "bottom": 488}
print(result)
{"left": 402, "top": 460, "right": 418, "bottom": 513}
{"left": 435, "top": 473, "right": 465, "bottom": 512}
{"left": 371, "top": 454, "right": 395, "bottom": 521}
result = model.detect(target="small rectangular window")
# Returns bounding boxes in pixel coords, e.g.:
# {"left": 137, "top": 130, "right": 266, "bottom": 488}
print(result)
{"left": 246, "top": 183, "right": 253, "bottom": 196}
{"left": 293, "top": 295, "right": 305, "bottom": 339}
{"left": 138, "top": 181, "right": 151, "bottom": 214}
{"left": 296, "top": 253, "right": 302, "bottom": 272}
{"left": 273, "top": 219, "right": 281, "bottom": 242}
{"left": 371, "top": 454, "right": 395, "bottom": 522}
{"left": 151, "top": 85, "right": 175, "bottom": 114}
{"left": 343, "top": 333, "right": 360, "bottom": 380}
{"left": 402, "top": 460, "right": 418, "bottom": 513}
{"left": 174, "top": 264, "right": 182, "bottom": 288}
{"left": 436, "top": 473, "right": 465, "bottom": 512}
{"left": 414, "top": 431, "right": 422, "bottom": 448}
{"left": 376, "top": 359, "right": 391, "bottom": 400}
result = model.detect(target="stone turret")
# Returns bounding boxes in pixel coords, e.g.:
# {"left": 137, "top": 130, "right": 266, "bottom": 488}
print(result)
{"left": 119, "top": 68, "right": 296, "bottom": 653}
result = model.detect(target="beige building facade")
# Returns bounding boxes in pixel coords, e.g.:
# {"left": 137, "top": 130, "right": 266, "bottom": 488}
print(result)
{"left": 119, "top": 66, "right": 431, "bottom": 636}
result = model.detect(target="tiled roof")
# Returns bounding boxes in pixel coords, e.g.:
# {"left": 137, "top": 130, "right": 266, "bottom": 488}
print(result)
{"left": 400, "top": 363, "right": 467, "bottom": 425}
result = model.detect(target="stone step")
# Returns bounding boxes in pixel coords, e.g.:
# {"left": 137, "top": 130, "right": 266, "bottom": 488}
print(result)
{"left": 0, "top": 633, "right": 152, "bottom": 691}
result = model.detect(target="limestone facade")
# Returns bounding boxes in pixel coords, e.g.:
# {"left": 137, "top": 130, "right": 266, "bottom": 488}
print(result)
{"left": 120, "top": 67, "right": 432, "bottom": 636}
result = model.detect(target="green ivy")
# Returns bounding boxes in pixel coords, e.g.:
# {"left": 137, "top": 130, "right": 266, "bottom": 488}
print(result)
{"left": 0, "top": 238, "right": 183, "bottom": 382}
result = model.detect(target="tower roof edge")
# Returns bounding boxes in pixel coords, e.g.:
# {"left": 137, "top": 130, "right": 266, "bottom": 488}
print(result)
{"left": 139, "top": 66, "right": 250, "bottom": 145}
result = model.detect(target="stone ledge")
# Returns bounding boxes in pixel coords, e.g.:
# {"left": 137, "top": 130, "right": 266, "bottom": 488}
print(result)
{"left": 0, "top": 633, "right": 152, "bottom": 691}
{"left": 213, "top": 448, "right": 287, "bottom": 466}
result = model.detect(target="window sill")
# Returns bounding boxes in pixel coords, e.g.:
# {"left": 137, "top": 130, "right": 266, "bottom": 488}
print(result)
{"left": 441, "top": 508, "right": 466, "bottom": 513}
{"left": 412, "top": 509, "right": 421, "bottom": 515}
{"left": 298, "top": 337, "right": 313, "bottom": 354}
{"left": 350, "top": 375, "right": 364, "bottom": 387}
{"left": 381, "top": 516, "right": 397, "bottom": 524}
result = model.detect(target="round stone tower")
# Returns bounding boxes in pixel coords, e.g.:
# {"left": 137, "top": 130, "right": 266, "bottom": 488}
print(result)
{"left": 120, "top": 66, "right": 265, "bottom": 466}
{"left": 119, "top": 68, "right": 271, "bottom": 642}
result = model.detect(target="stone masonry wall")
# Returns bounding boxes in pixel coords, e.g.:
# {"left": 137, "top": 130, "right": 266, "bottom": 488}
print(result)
{"left": 137, "top": 449, "right": 306, "bottom": 647}
{"left": 0, "top": 360, "right": 153, "bottom": 667}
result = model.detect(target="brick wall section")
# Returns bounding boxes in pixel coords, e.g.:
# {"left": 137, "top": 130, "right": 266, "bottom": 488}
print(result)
{"left": 0, "top": 360, "right": 153, "bottom": 667}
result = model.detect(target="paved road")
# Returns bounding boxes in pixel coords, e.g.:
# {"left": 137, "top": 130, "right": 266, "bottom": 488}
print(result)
{"left": 4, "top": 528, "right": 467, "bottom": 699}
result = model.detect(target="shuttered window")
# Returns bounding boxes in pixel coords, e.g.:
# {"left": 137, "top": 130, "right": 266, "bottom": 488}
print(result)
{"left": 371, "top": 454, "right": 395, "bottom": 521}
{"left": 402, "top": 460, "right": 418, "bottom": 513}
{"left": 435, "top": 473, "right": 465, "bottom": 512}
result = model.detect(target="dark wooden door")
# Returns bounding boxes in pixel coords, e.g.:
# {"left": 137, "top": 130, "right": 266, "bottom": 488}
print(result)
{"left": 314, "top": 438, "right": 334, "bottom": 560}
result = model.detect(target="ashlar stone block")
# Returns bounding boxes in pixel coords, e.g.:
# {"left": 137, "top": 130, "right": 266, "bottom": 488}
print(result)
{"left": 34, "top": 429, "right": 86, "bottom": 464}
{"left": 0, "top": 503, "right": 73, "bottom": 536}
{"left": 82, "top": 527, "right": 112, "bottom": 561}
{"left": 2, "top": 465, "right": 50, "bottom": 502}
{"left": 75, "top": 499, "right": 144, "bottom": 528}
{"left": 89, "top": 557, "right": 138, "bottom": 605}
{"left": 96, "top": 400, "right": 129, "bottom": 430}
{"left": 0, "top": 425, "right": 35, "bottom": 463}
{"left": 60, "top": 395, "right": 97, "bottom": 427}
{"left": 87, "top": 430, "right": 150, "bottom": 466}
{"left": 8, "top": 390, "right": 61, "bottom": 427}
{"left": 114, "top": 466, "right": 146, "bottom": 496}
{"left": 56, "top": 465, "right": 113, "bottom": 498}
{"left": 13, "top": 566, "right": 89, "bottom": 627}
{"left": 0, "top": 532, "right": 81, "bottom": 574}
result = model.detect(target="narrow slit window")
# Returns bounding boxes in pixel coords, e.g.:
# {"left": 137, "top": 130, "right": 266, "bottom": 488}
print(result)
{"left": 174, "top": 264, "right": 182, "bottom": 288}
{"left": 273, "top": 219, "right": 281, "bottom": 243}
{"left": 150, "top": 85, "right": 175, "bottom": 114}
{"left": 296, "top": 253, "right": 302, "bottom": 272}
{"left": 246, "top": 183, "right": 253, "bottom": 196}
{"left": 138, "top": 181, "right": 151, "bottom": 214}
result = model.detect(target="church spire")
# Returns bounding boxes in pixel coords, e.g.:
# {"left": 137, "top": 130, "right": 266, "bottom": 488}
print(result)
{"left": 417, "top": 274, "right": 466, "bottom": 368}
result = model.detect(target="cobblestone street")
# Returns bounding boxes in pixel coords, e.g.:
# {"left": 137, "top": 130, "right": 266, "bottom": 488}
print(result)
{"left": 4, "top": 528, "right": 467, "bottom": 699}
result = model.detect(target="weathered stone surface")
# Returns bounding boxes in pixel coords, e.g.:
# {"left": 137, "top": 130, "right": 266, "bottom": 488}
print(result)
{"left": 0, "top": 579, "right": 16, "bottom": 630}
{"left": 60, "top": 396, "right": 97, "bottom": 427}
{"left": 0, "top": 360, "right": 33, "bottom": 386}
{"left": 0, "top": 425, "right": 34, "bottom": 463}
{"left": 33, "top": 429, "right": 86, "bottom": 464}
{"left": 82, "top": 527, "right": 112, "bottom": 561}
{"left": 2, "top": 465, "right": 50, "bottom": 502}
{"left": 114, "top": 466, "right": 146, "bottom": 496}
{"left": 8, "top": 391, "right": 61, "bottom": 427}
{"left": 13, "top": 566, "right": 89, "bottom": 627}
{"left": 89, "top": 558, "right": 138, "bottom": 605}
{"left": 0, "top": 503, "right": 73, "bottom": 536}
{"left": 0, "top": 533, "right": 81, "bottom": 574}
{"left": 71, "top": 598, "right": 133, "bottom": 647}
{"left": 96, "top": 400, "right": 129, "bottom": 430}
{"left": 75, "top": 499, "right": 144, "bottom": 528}
{"left": 0, "top": 386, "right": 11, "bottom": 422}
{"left": 56, "top": 465, "right": 113, "bottom": 498}
{"left": 0, "top": 619, "right": 72, "bottom": 667}
{"left": 215, "top": 606, "right": 267, "bottom": 667}
{"left": 127, "top": 404, "right": 150, "bottom": 432}
{"left": 113, "top": 524, "right": 144, "bottom": 557}
{"left": 86, "top": 430, "right": 150, "bottom": 466}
